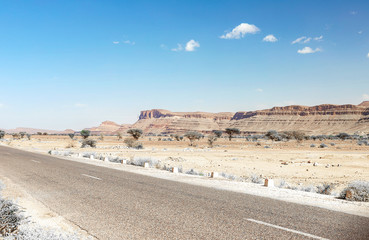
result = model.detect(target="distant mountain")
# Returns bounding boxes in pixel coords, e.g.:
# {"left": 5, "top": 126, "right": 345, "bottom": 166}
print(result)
{"left": 0, "top": 127, "right": 75, "bottom": 135}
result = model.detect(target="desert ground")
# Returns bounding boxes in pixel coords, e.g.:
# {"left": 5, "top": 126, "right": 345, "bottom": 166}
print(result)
{"left": 2, "top": 134, "right": 368, "bottom": 194}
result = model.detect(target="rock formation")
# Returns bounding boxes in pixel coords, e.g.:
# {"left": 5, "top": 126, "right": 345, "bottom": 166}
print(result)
{"left": 131, "top": 102, "right": 369, "bottom": 135}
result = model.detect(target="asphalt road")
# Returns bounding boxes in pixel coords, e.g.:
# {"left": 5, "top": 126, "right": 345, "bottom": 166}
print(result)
{"left": 0, "top": 146, "right": 368, "bottom": 240}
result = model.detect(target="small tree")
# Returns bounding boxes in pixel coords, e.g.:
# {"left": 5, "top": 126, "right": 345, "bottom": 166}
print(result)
{"left": 127, "top": 129, "right": 143, "bottom": 140}
{"left": 43, "top": 132, "right": 48, "bottom": 135}
{"left": 117, "top": 132, "right": 123, "bottom": 141}
{"left": 208, "top": 135, "right": 217, "bottom": 148}
{"left": 213, "top": 130, "right": 223, "bottom": 138}
{"left": 0, "top": 130, "right": 5, "bottom": 139}
{"left": 184, "top": 131, "right": 203, "bottom": 146}
{"left": 68, "top": 133, "right": 75, "bottom": 140}
{"left": 99, "top": 133, "right": 104, "bottom": 141}
{"left": 174, "top": 134, "right": 182, "bottom": 141}
{"left": 26, "top": 134, "right": 31, "bottom": 140}
{"left": 37, "top": 132, "right": 42, "bottom": 135}
{"left": 19, "top": 132, "right": 26, "bottom": 138}
{"left": 80, "top": 130, "right": 90, "bottom": 139}
{"left": 225, "top": 128, "right": 240, "bottom": 141}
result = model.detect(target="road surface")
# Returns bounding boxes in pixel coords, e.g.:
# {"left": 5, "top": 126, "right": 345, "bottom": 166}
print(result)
{"left": 0, "top": 146, "right": 368, "bottom": 239}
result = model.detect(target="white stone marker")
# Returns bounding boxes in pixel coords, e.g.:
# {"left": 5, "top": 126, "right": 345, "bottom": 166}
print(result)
{"left": 122, "top": 159, "right": 127, "bottom": 164}
{"left": 90, "top": 155, "right": 94, "bottom": 160}
{"left": 172, "top": 167, "right": 178, "bottom": 173}
{"left": 211, "top": 172, "right": 218, "bottom": 178}
{"left": 104, "top": 157, "right": 109, "bottom": 162}
{"left": 264, "top": 179, "right": 274, "bottom": 187}
{"left": 144, "top": 162, "right": 150, "bottom": 168}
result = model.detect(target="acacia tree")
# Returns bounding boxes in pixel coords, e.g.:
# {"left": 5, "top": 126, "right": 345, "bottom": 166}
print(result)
{"left": 80, "top": 130, "right": 90, "bottom": 139}
{"left": 213, "top": 130, "right": 222, "bottom": 138}
{"left": 184, "top": 131, "right": 203, "bottom": 146}
{"left": 19, "top": 132, "right": 26, "bottom": 138}
{"left": 208, "top": 135, "right": 217, "bottom": 148}
{"left": 225, "top": 128, "right": 240, "bottom": 141}
{"left": 0, "top": 130, "right": 5, "bottom": 139}
{"left": 68, "top": 133, "right": 75, "bottom": 140}
{"left": 127, "top": 129, "right": 143, "bottom": 140}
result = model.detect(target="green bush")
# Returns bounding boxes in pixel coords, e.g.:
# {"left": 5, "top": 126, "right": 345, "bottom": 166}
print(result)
{"left": 225, "top": 128, "right": 240, "bottom": 141}
{"left": 80, "top": 130, "right": 90, "bottom": 139}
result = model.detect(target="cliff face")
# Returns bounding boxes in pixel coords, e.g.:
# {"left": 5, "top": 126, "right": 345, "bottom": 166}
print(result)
{"left": 134, "top": 109, "right": 234, "bottom": 134}
{"left": 132, "top": 103, "right": 369, "bottom": 134}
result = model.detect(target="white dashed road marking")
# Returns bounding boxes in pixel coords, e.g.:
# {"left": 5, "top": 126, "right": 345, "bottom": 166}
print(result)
{"left": 82, "top": 174, "right": 102, "bottom": 180}
{"left": 31, "top": 160, "right": 41, "bottom": 163}
{"left": 246, "top": 219, "right": 329, "bottom": 240}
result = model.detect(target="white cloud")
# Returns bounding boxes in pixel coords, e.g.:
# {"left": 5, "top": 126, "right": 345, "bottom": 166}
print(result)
{"left": 297, "top": 47, "right": 322, "bottom": 54}
{"left": 256, "top": 88, "right": 263, "bottom": 92}
{"left": 358, "top": 31, "right": 363, "bottom": 34}
{"left": 367, "top": 53, "right": 369, "bottom": 58}
{"left": 292, "top": 36, "right": 323, "bottom": 44}
{"left": 113, "top": 41, "right": 119, "bottom": 44}
{"left": 171, "top": 44, "right": 183, "bottom": 52}
{"left": 75, "top": 103, "right": 87, "bottom": 108}
{"left": 350, "top": 11, "right": 358, "bottom": 15}
{"left": 303, "top": 37, "right": 312, "bottom": 43}
{"left": 220, "top": 23, "right": 260, "bottom": 39}
{"left": 263, "top": 34, "right": 278, "bottom": 42}
{"left": 0, "top": 103, "right": 4, "bottom": 108}
{"left": 292, "top": 36, "right": 306, "bottom": 44}
{"left": 363, "top": 94, "right": 369, "bottom": 101}
{"left": 123, "top": 40, "right": 135, "bottom": 45}
{"left": 185, "top": 40, "right": 200, "bottom": 51}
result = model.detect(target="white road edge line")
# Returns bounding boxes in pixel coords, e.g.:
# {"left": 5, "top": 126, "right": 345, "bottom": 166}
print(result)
{"left": 82, "top": 174, "right": 102, "bottom": 181}
{"left": 246, "top": 219, "right": 329, "bottom": 240}
{"left": 31, "top": 160, "right": 41, "bottom": 163}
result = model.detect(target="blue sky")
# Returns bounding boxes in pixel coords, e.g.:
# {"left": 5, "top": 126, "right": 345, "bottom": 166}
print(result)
{"left": 0, "top": 0, "right": 368, "bottom": 130}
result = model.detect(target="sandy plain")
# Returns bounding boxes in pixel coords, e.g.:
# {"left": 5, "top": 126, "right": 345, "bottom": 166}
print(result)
{"left": 2, "top": 135, "right": 369, "bottom": 193}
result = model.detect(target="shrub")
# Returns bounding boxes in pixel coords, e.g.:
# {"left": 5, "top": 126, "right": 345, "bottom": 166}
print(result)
{"left": 225, "top": 128, "right": 240, "bottom": 141}
{"left": 213, "top": 130, "right": 223, "bottom": 138}
{"left": 127, "top": 129, "right": 143, "bottom": 140}
{"left": 124, "top": 138, "right": 143, "bottom": 149}
{"left": 43, "top": 132, "right": 48, "bottom": 135}
{"left": 283, "top": 131, "right": 305, "bottom": 142}
{"left": 317, "top": 183, "right": 334, "bottom": 195}
{"left": 337, "top": 132, "right": 350, "bottom": 140}
{"left": 310, "top": 144, "right": 316, "bottom": 148}
{"left": 80, "top": 130, "right": 90, "bottom": 139}
{"left": 68, "top": 133, "right": 75, "bottom": 140}
{"left": 19, "top": 132, "right": 26, "bottom": 138}
{"left": 358, "top": 140, "right": 369, "bottom": 146}
{"left": 117, "top": 132, "right": 123, "bottom": 140}
{"left": 81, "top": 139, "right": 96, "bottom": 148}
{"left": 0, "top": 130, "right": 5, "bottom": 139}
{"left": 265, "top": 130, "right": 282, "bottom": 141}
{"left": 99, "top": 134, "right": 104, "bottom": 141}
{"left": 207, "top": 136, "right": 217, "bottom": 147}
{"left": 12, "top": 133, "right": 20, "bottom": 139}
{"left": 174, "top": 134, "right": 182, "bottom": 141}
{"left": 319, "top": 143, "right": 328, "bottom": 148}
{"left": 130, "top": 157, "right": 157, "bottom": 167}
{"left": 250, "top": 174, "right": 263, "bottom": 184}
{"left": 37, "top": 132, "right": 42, "bottom": 135}
{"left": 26, "top": 134, "right": 31, "bottom": 140}
{"left": 340, "top": 181, "right": 369, "bottom": 202}
{"left": 184, "top": 131, "right": 203, "bottom": 146}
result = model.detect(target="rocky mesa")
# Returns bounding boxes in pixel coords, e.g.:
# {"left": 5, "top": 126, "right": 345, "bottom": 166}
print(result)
{"left": 129, "top": 102, "right": 369, "bottom": 135}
